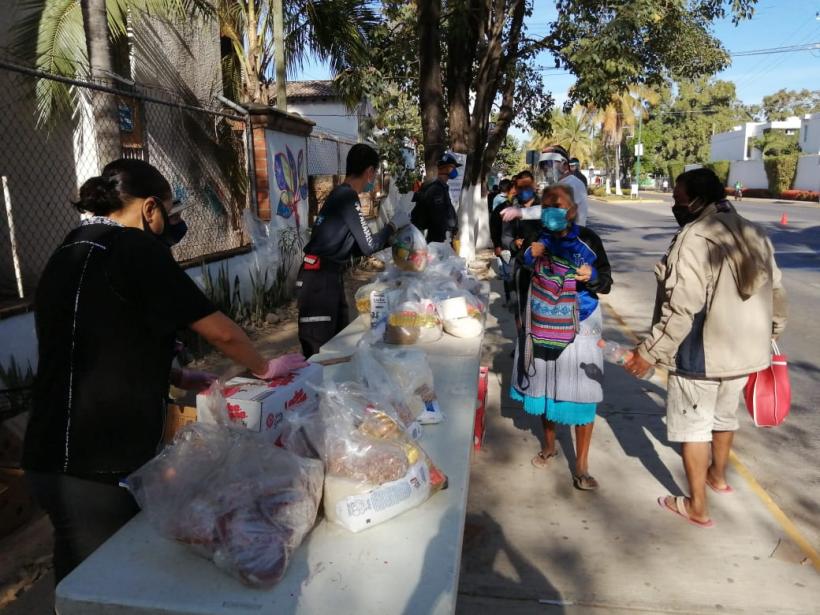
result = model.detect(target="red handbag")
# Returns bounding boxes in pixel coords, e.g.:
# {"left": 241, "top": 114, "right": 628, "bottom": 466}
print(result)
{"left": 744, "top": 341, "right": 791, "bottom": 427}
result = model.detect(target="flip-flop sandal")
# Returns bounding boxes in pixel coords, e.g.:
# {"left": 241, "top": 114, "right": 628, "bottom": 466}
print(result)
{"left": 531, "top": 450, "right": 558, "bottom": 468}
{"left": 572, "top": 474, "right": 599, "bottom": 491}
{"left": 706, "top": 481, "right": 734, "bottom": 495}
{"left": 657, "top": 495, "right": 715, "bottom": 528}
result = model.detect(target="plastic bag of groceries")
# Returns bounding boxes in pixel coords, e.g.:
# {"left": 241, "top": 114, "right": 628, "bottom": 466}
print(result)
{"left": 356, "top": 345, "right": 443, "bottom": 425}
{"left": 318, "top": 382, "right": 448, "bottom": 532}
{"left": 127, "top": 384, "right": 323, "bottom": 588}
{"left": 434, "top": 289, "right": 486, "bottom": 339}
{"left": 354, "top": 281, "right": 392, "bottom": 327}
{"left": 392, "top": 224, "right": 429, "bottom": 272}
{"left": 384, "top": 300, "right": 442, "bottom": 345}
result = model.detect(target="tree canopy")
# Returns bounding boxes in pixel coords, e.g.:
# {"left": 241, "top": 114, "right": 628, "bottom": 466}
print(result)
{"left": 761, "top": 89, "right": 820, "bottom": 121}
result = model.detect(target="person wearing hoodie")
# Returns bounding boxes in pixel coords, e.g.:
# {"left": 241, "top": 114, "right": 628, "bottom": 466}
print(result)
{"left": 624, "top": 168, "right": 787, "bottom": 529}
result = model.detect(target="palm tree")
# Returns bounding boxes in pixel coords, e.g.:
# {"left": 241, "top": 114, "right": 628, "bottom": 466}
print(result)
{"left": 14, "top": 0, "right": 212, "bottom": 126}
{"left": 529, "top": 106, "right": 594, "bottom": 166}
{"left": 594, "top": 86, "right": 659, "bottom": 195}
{"left": 16, "top": 0, "right": 377, "bottom": 123}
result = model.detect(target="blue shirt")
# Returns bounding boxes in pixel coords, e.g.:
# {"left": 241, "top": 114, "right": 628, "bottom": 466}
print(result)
{"left": 492, "top": 193, "right": 509, "bottom": 210}
{"left": 523, "top": 224, "right": 600, "bottom": 321}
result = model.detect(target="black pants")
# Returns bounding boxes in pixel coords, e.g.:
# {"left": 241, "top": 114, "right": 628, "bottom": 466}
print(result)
{"left": 296, "top": 265, "right": 348, "bottom": 358}
{"left": 26, "top": 471, "right": 139, "bottom": 584}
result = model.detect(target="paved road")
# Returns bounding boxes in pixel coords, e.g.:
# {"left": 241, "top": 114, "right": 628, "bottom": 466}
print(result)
{"left": 587, "top": 196, "right": 820, "bottom": 551}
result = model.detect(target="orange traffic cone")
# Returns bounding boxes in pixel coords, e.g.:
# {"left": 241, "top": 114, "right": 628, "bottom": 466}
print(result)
{"left": 779, "top": 213, "right": 788, "bottom": 226}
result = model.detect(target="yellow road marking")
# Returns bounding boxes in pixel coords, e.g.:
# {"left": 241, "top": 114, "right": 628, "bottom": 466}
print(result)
{"left": 602, "top": 299, "right": 820, "bottom": 572}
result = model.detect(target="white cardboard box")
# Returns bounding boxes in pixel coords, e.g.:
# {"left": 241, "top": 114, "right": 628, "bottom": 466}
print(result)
{"left": 196, "top": 363, "right": 323, "bottom": 440}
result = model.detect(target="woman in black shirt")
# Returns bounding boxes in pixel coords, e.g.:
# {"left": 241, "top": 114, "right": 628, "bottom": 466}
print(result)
{"left": 24, "top": 159, "right": 306, "bottom": 583}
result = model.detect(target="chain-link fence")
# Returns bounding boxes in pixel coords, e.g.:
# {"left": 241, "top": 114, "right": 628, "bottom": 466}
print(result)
{"left": 0, "top": 60, "right": 252, "bottom": 305}
{"left": 307, "top": 131, "right": 355, "bottom": 176}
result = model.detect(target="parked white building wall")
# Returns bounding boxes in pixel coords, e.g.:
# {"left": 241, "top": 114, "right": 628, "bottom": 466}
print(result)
{"left": 793, "top": 154, "right": 820, "bottom": 192}
{"left": 288, "top": 101, "right": 360, "bottom": 141}
{"left": 799, "top": 113, "right": 820, "bottom": 155}
{"left": 727, "top": 160, "right": 768, "bottom": 190}
{"left": 710, "top": 117, "right": 803, "bottom": 162}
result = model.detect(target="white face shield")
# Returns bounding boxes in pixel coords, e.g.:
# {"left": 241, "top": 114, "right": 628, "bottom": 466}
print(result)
{"left": 538, "top": 152, "right": 567, "bottom": 185}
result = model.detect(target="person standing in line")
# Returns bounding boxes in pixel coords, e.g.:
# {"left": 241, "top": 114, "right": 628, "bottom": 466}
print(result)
{"left": 502, "top": 145, "right": 590, "bottom": 227}
{"left": 297, "top": 144, "right": 409, "bottom": 357}
{"left": 24, "top": 159, "right": 308, "bottom": 585}
{"left": 625, "top": 168, "right": 787, "bottom": 528}
{"left": 569, "top": 157, "right": 588, "bottom": 188}
{"left": 490, "top": 178, "right": 515, "bottom": 305}
{"left": 511, "top": 184, "right": 612, "bottom": 490}
{"left": 501, "top": 174, "right": 543, "bottom": 331}
{"left": 410, "top": 152, "right": 461, "bottom": 243}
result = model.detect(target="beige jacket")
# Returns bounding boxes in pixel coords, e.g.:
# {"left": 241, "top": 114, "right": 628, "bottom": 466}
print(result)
{"left": 637, "top": 202, "right": 787, "bottom": 379}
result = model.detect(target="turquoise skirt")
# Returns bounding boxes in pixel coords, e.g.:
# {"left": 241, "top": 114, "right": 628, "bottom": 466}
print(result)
{"left": 510, "top": 386, "right": 596, "bottom": 426}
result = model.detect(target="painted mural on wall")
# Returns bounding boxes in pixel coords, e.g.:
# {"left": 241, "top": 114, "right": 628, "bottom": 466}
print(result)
{"left": 265, "top": 131, "right": 309, "bottom": 231}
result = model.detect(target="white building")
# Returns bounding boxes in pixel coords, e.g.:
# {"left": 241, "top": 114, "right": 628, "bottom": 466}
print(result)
{"left": 710, "top": 117, "right": 802, "bottom": 162}
{"left": 799, "top": 112, "right": 820, "bottom": 155}
{"left": 280, "top": 81, "right": 372, "bottom": 142}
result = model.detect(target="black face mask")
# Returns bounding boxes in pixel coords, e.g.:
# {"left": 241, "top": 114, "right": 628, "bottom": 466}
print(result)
{"left": 672, "top": 205, "right": 697, "bottom": 227}
{"left": 163, "top": 221, "right": 188, "bottom": 246}
{"left": 142, "top": 201, "right": 180, "bottom": 246}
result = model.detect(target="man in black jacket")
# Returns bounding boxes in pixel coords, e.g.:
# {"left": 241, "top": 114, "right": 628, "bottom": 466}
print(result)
{"left": 410, "top": 152, "right": 461, "bottom": 243}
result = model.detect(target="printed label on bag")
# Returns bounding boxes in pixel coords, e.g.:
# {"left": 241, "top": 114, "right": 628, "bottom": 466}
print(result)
{"left": 370, "top": 290, "right": 388, "bottom": 329}
{"left": 335, "top": 461, "right": 431, "bottom": 532}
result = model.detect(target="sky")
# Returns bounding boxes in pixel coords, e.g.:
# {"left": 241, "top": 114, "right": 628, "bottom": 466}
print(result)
{"left": 294, "top": 1, "right": 820, "bottom": 141}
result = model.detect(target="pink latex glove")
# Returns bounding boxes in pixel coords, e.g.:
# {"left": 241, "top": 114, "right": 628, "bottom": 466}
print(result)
{"left": 501, "top": 207, "right": 523, "bottom": 222}
{"left": 177, "top": 369, "right": 218, "bottom": 392}
{"left": 253, "top": 353, "right": 310, "bottom": 380}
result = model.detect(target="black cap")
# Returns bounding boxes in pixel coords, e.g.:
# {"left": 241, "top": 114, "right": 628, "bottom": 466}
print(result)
{"left": 437, "top": 152, "right": 462, "bottom": 167}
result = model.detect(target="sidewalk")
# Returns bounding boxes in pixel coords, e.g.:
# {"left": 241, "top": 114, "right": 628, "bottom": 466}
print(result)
{"left": 458, "top": 279, "right": 819, "bottom": 613}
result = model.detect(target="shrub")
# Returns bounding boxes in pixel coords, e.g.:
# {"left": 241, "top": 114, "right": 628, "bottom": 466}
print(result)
{"left": 704, "top": 161, "right": 730, "bottom": 186}
{"left": 763, "top": 155, "right": 799, "bottom": 197}
{"left": 667, "top": 161, "right": 686, "bottom": 183}
{"left": 588, "top": 185, "right": 607, "bottom": 197}
{"left": 779, "top": 189, "right": 820, "bottom": 202}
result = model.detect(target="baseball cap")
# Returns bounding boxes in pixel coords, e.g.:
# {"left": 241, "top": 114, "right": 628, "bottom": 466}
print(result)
{"left": 437, "top": 152, "right": 463, "bottom": 167}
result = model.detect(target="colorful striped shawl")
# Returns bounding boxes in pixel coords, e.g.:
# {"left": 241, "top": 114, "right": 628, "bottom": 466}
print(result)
{"left": 528, "top": 253, "right": 579, "bottom": 349}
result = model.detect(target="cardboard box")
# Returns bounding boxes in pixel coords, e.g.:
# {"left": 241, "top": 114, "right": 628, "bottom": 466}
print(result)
{"left": 0, "top": 468, "right": 35, "bottom": 538}
{"left": 196, "top": 363, "right": 323, "bottom": 441}
{"left": 163, "top": 403, "right": 198, "bottom": 445}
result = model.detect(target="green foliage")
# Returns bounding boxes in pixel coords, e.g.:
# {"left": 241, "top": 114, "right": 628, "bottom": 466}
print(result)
{"left": 643, "top": 79, "right": 756, "bottom": 167}
{"left": 752, "top": 130, "right": 801, "bottom": 157}
{"left": 589, "top": 185, "right": 607, "bottom": 197}
{"left": 762, "top": 89, "right": 820, "bottom": 121}
{"left": 763, "top": 155, "right": 799, "bottom": 197}
{"left": 668, "top": 161, "right": 686, "bottom": 183}
{"left": 493, "top": 135, "right": 522, "bottom": 176}
{"left": 551, "top": 1, "right": 757, "bottom": 109}
{"left": 530, "top": 108, "right": 594, "bottom": 166}
{"left": 704, "top": 161, "right": 731, "bottom": 185}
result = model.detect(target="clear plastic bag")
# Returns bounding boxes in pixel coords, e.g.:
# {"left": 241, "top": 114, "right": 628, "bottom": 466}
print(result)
{"left": 362, "top": 346, "right": 442, "bottom": 425}
{"left": 127, "top": 388, "right": 323, "bottom": 588}
{"left": 318, "top": 382, "right": 448, "bottom": 532}
{"left": 392, "top": 224, "right": 429, "bottom": 272}
{"left": 384, "top": 300, "right": 442, "bottom": 345}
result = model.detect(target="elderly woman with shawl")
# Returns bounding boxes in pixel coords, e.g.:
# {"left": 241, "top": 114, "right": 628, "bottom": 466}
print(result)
{"left": 511, "top": 184, "right": 612, "bottom": 490}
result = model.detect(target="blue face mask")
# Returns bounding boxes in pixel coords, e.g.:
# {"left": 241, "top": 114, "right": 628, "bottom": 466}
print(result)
{"left": 518, "top": 188, "right": 534, "bottom": 203}
{"left": 541, "top": 207, "right": 568, "bottom": 232}
{"left": 448, "top": 167, "right": 459, "bottom": 180}
{"left": 364, "top": 179, "right": 375, "bottom": 192}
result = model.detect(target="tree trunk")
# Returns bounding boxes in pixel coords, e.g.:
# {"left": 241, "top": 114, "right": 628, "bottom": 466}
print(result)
{"left": 614, "top": 142, "right": 623, "bottom": 195}
{"left": 272, "top": 0, "right": 286, "bottom": 110}
{"left": 80, "top": 0, "right": 120, "bottom": 165}
{"left": 416, "top": 0, "right": 445, "bottom": 179}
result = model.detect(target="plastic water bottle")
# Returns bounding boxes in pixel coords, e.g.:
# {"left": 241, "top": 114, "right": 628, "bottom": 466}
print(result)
{"left": 598, "top": 340, "right": 655, "bottom": 379}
